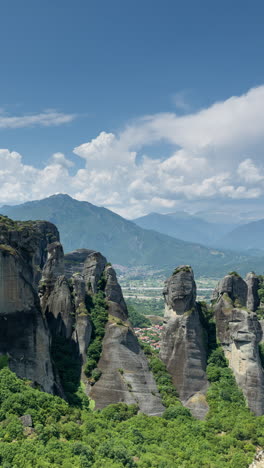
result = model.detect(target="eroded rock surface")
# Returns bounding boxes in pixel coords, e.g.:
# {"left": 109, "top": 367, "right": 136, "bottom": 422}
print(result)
{"left": 64, "top": 249, "right": 95, "bottom": 278}
{"left": 246, "top": 272, "right": 260, "bottom": 312}
{"left": 89, "top": 321, "right": 164, "bottom": 415}
{"left": 160, "top": 266, "right": 209, "bottom": 419}
{"left": 0, "top": 217, "right": 57, "bottom": 392}
{"left": 0, "top": 219, "right": 164, "bottom": 414}
{"left": 104, "top": 265, "right": 128, "bottom": 321}
{"left": 81, "top": 255, "right": 164, "bottom": 415}
{"left": 213, "top": 273, "right": 264, "bottom": 415}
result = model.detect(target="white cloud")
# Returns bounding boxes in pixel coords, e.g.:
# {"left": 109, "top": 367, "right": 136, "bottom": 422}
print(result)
{"left": 0, "top": 111, "right": 76, "bottom": 128}
{"left": 237, "top": 158, "right": 264, "bottom": 183}
{"left": 51, "top": 152, "right": 74, "bottom": 168}
{"left": 2, "top": 85, "right": 264, "bottom": 217}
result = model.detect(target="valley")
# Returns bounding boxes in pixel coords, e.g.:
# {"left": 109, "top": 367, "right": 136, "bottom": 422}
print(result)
{"left": 117, "top": 266, "right": 218, "bottom": 310}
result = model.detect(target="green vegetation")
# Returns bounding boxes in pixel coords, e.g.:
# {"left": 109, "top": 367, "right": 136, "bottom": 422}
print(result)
{"left": 140, "top": 342, "right": 182, "bottom": 409}
{"left": 258, "top": 275, "right": 264, "bottom": 301}
{"left": 51, "top": 336, "right": 88, "bottom": 408}
{"left": 0, "top": 355, "right": 8, "bottom": 370}
{"left": 0, "top": 244, "right": 17, "bottom": 256}
{"left": 228, "top": 271, "right": 240, "bottom": 277}
{"left": 84, "top": 291, "right": 108, "bottom": 380}
{"left": 76, "top": 302, "right": 88, "bottom": 316}
{"left": 126, "top": 297, "right": 164, "bottom": 317}
{"left": 0, "top": 297, "right": 262, "bottom": 467}
{"left": 256, "top": 275, "right": 264, "bottom": 319}
{"left": 127, "top": 304, "right": 151, "bottom": 328}
{"left": 173, "top": 265, "right": 191, "bottom": 275}
{"left": 206, "top": 346, "right": 262, "bottom": 451}
{"left": 0, "top": 360, "right": 262, "bottom": 467}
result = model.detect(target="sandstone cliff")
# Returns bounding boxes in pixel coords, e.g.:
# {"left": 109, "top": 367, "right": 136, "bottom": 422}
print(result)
{"left": 68, "top": 251, "right": 164, "bottom": 415}
{"left": 12, "top": 232, "right": 164, "bottom": 415}
{"left": 160, "top": 266, "right": 209, "bottom": 419}
{"left": 0, "top": 216, "right": 57, "bottom": 392}
{"left": 246, "top": 272, "right": 260, "bottom": 312}
{"left": 213, "top": 272, "right": 264, "bottom": 415}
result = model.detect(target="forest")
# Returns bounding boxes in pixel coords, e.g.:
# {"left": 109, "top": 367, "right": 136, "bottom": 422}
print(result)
{"left": 0, "top": 332, "right": 263, "bottom": 468}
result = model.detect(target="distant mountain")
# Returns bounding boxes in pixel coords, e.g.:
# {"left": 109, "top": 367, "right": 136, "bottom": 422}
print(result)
{"left": 1, "top": 194, "right": 263, "bottom": 276}
{"left": 217, "top": 219, "right": 264, "bottom": 252}
{"left": 133, "top": 211, "right": 235, "bottom": 245}
{"left": 194, "top": 207, "right": 264, "bottom": 225}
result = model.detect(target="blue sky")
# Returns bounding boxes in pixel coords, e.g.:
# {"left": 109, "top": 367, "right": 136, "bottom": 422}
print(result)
{"left": 1, "top": 0, "right": 264, "bottom": 219}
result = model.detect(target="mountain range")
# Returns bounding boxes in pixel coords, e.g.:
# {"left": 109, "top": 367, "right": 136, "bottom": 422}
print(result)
{"left": 1, "top": 193, "right": 264, "bottom": 277}
{"left": 133, "top": 211, "right": 235, "bottom": 245}
{"left": 217, "top": 218, "right": 264, "bottom": 252}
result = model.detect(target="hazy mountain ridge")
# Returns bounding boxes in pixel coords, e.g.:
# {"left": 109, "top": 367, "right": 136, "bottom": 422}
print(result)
{"left": 133, "top": 211, "right": 236, "bottom": 245}
{"left": 1, "top": 194, "right": 264, "bottom": 277}
{"left": 217, "top": 218, "right": 264, "bottom": 252}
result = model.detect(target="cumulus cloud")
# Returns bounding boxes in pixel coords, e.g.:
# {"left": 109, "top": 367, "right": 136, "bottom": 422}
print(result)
{"left": 2, "top": 85, "right": 264, "bottom": 217}
{"left": 0, "top": 110, "right": 76, "bottom": 128}
{"left": 50, "top": 152, "right": 74, "bottom": 168}
{"left": 237, "top": 158, "right": 264, "bottom": 184}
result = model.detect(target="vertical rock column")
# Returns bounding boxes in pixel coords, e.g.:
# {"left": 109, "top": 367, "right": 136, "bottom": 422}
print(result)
{"left": 160, "top": 265, "right": 209, "bottom": 419}
{"left": 213, "top": 273, "right": 264, "bottom": 415}
{"left": 84, "top": 253, "right": 165, "bottom": 416}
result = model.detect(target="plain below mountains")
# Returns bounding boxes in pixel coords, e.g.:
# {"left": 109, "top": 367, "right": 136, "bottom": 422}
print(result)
{"left": 1, "top": 194, "right": 263, "bottom": 277}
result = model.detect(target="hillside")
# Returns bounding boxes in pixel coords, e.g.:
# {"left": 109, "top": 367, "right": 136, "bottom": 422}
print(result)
{"left": 218, "top": 218, "right": 264, "bottom": 252}
{"left": 133, "top": 211, "right": 235, "bottom": 245}
{"left": 1, "top": 193, "right": 263, "bottom": 276}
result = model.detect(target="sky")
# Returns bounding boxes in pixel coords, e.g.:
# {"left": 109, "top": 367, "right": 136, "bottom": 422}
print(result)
{"left": 1, "top": 0, "right": 264, "bottom": 220}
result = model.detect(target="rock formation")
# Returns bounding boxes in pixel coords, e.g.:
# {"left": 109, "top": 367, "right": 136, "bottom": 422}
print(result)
{"left": 42, "top": 245, "right": 164, "bottom": 414}
{"left": 0, "top": 214, "right": 164, "bottom": 415}
{"left": 0, "top": 216, "right": 57, "bottom": 392}
{"left": 213, "top": 272, "right": 264, "bottom": 415}
{"left": 3, "top": 214, "right": 264, "bottom": 419}
{"left": 69, "top": 252, "right": 164, "bottom": 415}
{"left": 89, "top": 320, "right": 164, "bottom": 415}
{"left": 246, "top": 272, "right": 260, "bottom": 312}
{"left": 160, "top": 266, "right": 209, "bottom": 419}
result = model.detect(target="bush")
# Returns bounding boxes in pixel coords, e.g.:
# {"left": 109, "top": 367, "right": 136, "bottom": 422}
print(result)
{"left": 163, "top": 405, "right": 192, "bottom": 420}
{"left": 100, "top": 403, "right": 138, "bottom": 422}
{"left": 127, "top": 304, "right": 151, "bottom": 328}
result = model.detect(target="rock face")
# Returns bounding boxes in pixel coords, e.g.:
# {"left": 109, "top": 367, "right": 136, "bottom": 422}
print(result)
{"left": 212, "top": 272, "right": 248, "bottom": 307}
{"left": 52, "top": 249, "right": 164, "bottom": 415}
{"left": 104, "top": 265, "right": 128, "bottom": 321}
{"left": 82, "top": 251, "right": 107, "bottom": 294}
{"left": 0, "top": 218, "right": 164, "bottom": 414}
{"left": 160, "top": 266, "right": 209, "bottom": 419}
{"left": 89, "top": 322, "right": 164, "bottom": 415}
{"left": 43, "top": 276, "right": 74, "bottom": 340}
{"left": 0, "top": 217, "right": 57, "bottom": 392}
{"left": 213, "top": 273, "right": 264, "bottom": 415}
{"left": 246, "top": 272, "right": 260, "bottom": 312}
{"left": 79, "top": 255, "right": 164, "bottom": 415}
{"left": 64, "top": 249, "right": 95, "bottom": 278}
{"left": 40, "top": 249, "right": 92, "bottom": 367}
